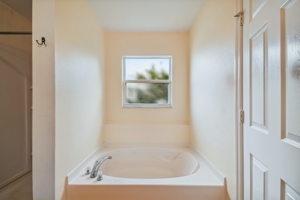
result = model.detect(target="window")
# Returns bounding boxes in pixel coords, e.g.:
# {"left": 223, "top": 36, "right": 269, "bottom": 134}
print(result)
{"left": 122, "top": 56, "right": 172, "bottom": 108}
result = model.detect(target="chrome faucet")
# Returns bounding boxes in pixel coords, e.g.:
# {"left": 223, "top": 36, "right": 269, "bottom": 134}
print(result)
{"left": 90, "top": 155, "right": 112, "bottom": 179}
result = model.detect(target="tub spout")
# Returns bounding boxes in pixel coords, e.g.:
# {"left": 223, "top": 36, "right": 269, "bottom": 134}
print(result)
{"left": 90, "top": 155, "right": 112, "bottom": 178}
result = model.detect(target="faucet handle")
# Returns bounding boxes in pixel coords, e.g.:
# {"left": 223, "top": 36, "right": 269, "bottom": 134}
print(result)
{"left": 97, "top": 171, "right": 103, "bottom": 181}
{"left": 85, "top": 167, "right": 91, "bottom": 175}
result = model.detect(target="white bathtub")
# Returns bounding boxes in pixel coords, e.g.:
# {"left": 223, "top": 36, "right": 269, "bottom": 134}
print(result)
{"left": 67, "top": 147, "right": 226, "bottom": 200}
{"left": 101, "top": 148, "right": 199, "bottom": 179}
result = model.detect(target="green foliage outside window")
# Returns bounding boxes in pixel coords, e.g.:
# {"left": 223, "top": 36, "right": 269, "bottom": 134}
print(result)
{"left": 127, "top": 65, "right": 169, "bottom": 104}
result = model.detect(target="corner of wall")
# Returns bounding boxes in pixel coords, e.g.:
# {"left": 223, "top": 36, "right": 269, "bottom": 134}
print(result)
{"left": 189, "top": 0, "right": 237, "bottom": 199}
{"left": 32, "top": 0, "right": 56, "bottom": 199}
{"left": 54, "top": 0, "right": 106, "bottom": 199}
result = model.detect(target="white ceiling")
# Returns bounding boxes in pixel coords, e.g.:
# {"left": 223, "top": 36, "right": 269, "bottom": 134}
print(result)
{"left": 86, "top": 0, "right": 206, "bottom": 31}
{"left": 0, "top": 0, "right": 32, "bottom": 20}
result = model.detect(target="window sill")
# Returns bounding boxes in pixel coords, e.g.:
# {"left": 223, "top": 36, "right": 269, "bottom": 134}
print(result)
{"left": 123, "top": 104, "right": 173, "bottom": 108}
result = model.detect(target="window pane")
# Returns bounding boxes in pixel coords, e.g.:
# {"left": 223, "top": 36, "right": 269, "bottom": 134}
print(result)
{"left": 124, "top": 57, "right": 170, "bottom": 80}
{"left": 126, "top": 83, "right": 169, "bottom": 104}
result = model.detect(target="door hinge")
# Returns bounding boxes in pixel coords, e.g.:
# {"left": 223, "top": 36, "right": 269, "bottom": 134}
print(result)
{"left": 240, "top": 110, "right": 245, "bottom": 124}
{"left": 234, "top": 11, "right": 244, "bottom": 26}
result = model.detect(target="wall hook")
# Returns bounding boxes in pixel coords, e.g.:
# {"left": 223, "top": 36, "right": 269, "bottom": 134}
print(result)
{"left": 36, "top": 37, "right": 46, "bottom": 47}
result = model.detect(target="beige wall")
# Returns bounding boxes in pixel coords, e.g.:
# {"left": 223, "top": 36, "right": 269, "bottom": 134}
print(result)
{"left": 103, "top": 32, "right": 190, "bottom": 144}
{"left": 54, "top": 0, "right": 105, "bottom": 199}
{"left": 32, "top": 0, "right": 55, "bottom": 199}
{"left": 104, "top": 32, "right": 189, "bottom": 125}
{"left": 189, "top": 0, "right": 236, "bottom": 199}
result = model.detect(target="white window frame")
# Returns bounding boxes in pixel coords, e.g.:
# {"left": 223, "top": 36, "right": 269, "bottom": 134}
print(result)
{"left": 122, "top": 56, "right": 173, "bottom": 108}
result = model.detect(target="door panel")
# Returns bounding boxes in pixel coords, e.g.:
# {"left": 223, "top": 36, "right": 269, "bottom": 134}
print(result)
{"left": 251, "top": 155, "right": 269, "bottom": 200}
{"left": 281, "top": 0, "right": 300, "bottom": 144}
{"left": 0, "top": 36, "right": 32, "bottom": 188}
{"left": 250, "top": 0, "right": 267, "bottom": 22}
{"left": 243, "top": 0, "right": 300, "bottom": 199}
{"left": 249, "top": 23, "right": 268, "bottom": 132}
{"left": 283, "top": 182, "right": 300, "bottom": 200}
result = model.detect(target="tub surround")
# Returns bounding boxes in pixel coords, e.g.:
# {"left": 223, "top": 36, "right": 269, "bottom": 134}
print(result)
{"left": 68, "top": 185, "right": 225, "bottom": 200}
{"left": 103, "top": 124, "right": 190, "bottom": 146}
{"left": 66, "top": 147, "right": 226, "bottom": 200}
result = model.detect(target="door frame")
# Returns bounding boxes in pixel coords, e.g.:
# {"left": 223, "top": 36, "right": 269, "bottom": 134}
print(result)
{"left": 235, "top": 0, "right": 244, "bottom": 199}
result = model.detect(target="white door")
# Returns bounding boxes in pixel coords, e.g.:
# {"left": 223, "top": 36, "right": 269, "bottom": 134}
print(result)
{"left": 243, "top": 0, "right": 300, "bottom": 199}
